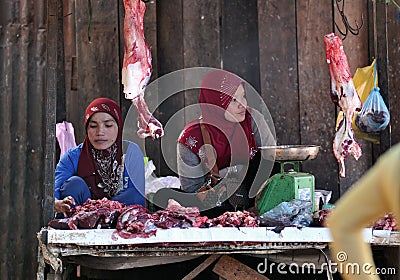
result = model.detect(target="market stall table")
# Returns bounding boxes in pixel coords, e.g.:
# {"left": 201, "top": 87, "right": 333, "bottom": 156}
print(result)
{"left": 37, "top": 226, "right": 399, "bottom": 279}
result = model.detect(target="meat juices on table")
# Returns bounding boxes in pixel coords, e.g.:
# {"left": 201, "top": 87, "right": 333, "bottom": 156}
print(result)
{"left": 122, "top": 0, "right": 164, "bottom": 139}
{"left": 324, "top": 33, "right": 362, "bottom": 178}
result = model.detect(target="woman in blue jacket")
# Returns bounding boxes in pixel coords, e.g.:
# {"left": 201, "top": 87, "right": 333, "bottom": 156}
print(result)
{"left": 54, "top": 98, "right": 145, "bottom": 215}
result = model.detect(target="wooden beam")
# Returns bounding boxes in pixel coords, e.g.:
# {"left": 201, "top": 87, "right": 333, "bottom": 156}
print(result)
{"left": 375, "top": 2, "right": 391, "bottom": 154}
{"left": 222, "top": 0, "right": 260, "bottom": 92}
{"left": 386, "top": 6, "right": 400, "bottom": 145}
{"left": 43, "top": 0, "right": 59, "bottom": 225}
{"left": 212, "top": 255, "right": 270, "bottom": 280}
{"left": 258, "top": 0, "right": 299, "bottom": 146}
{"left": 336, "top": 0, "right": 372, "bottom": 194}
{"left": 182, "top": 254, "right": 221, "bottom": 280}
{"left": 151, "top": 0, "right": 185, "bottom": 176}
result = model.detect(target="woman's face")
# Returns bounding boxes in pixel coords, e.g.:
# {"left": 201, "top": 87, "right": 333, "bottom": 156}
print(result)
{"left": 87, "top": 112, "right": 118, "bottom": 150}
{"left": 224, "top": 84, "right": 247, "bottom": 123}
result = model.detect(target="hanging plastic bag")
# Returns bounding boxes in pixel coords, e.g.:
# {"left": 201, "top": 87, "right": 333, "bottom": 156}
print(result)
{"left": 356, "top": 88, "right": 390, "bottom": 132}
{"left": 56, "top": 121, "right": 77, "bottom": 157}
{"left": 355, "top": 61, "right": 390, "bottom": 133}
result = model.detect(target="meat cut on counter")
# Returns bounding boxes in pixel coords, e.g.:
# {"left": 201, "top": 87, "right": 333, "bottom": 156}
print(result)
{"left": 324, "top": 33, "right": 362, "bottom": 177}
{"left": 114, "top": 204, "right": 157, "bottom": 239}
{"left": 122, "top": 0, "right": 164, "bottom": 139}
{"left": 201, "top": 210, "right": 258, "bottom": 228}
{"left": 48, "top": 198, "right": 126, "bottom": 230}
{"left": 372, "top": 213, "right": 398, "bottom": 231}
{"left": 48, "top": 199, "right": 259, "bottom": 239}
{"left": 113, "top": 200, "right": 258, "bottom": 239}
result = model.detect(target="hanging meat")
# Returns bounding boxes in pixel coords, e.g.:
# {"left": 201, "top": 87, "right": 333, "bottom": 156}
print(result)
{"left": 122, "top": 0, "right": 164, "bottom": 139}
{"left": 324, "top": 33, "right": 362, "bottom": 178}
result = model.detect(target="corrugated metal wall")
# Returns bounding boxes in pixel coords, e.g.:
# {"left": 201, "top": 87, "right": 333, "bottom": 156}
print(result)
{"left": 0, "top": 0, "right": 53, "bottom": 279}
{"left": 0, "top": 0, "right": 399, "bottom": 279}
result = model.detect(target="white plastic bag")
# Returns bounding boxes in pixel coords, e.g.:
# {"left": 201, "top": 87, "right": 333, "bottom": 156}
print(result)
{"left": 144, "top": 160, "right": 180, "bottom": 195}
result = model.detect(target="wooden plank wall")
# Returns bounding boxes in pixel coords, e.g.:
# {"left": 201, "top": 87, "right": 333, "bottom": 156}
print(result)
{"left": 333, "top": 0, "right": 373, "bottom": 196}
{"left": 64, "top": 0, "right": 122, "bottom": 145}
{"left": 1, "top": 0, "right": 400, "bottom": 278}
{"left": 296, "top": 0, "right": 340, "bottom": 196}
{"left": 387, "top": 5, "right": 400, "bottom": 145}
{"left": 377, "top": 2, "right": 400, "bottom": 150}
{"left": 54, "top": 0, "right": 400, "bottom": 197}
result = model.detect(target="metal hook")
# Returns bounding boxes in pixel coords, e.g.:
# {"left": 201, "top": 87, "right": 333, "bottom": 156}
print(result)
{"left": 334, "top": 0, "right": 364, "bottom": 40}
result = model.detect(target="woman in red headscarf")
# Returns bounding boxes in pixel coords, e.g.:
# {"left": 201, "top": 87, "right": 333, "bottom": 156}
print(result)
{"left": 54, "top": 98, "right": 145, "bottom": 215}
{"left": 154, "top": 70, "right": 275, "bottom": 216}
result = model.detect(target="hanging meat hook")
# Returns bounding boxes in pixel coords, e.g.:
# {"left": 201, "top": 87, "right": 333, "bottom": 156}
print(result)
{"left": 334, "top": 0, "right": 364, "bottom": 40}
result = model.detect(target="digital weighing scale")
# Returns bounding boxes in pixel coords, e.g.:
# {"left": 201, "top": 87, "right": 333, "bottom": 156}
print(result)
{"left": 256, "top": 145, "right": 320, "bottom": 216}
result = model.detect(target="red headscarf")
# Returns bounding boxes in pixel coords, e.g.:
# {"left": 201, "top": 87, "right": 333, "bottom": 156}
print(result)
{"left": 178, "top": 70, "right": 258, "bottom": 169}
{"left": 77, "top": 98, "right": 123, "bottom": 199}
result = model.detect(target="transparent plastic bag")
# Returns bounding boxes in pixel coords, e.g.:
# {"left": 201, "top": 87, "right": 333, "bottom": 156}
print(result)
{"left": 258, "top": 199, "right": 313, "bottom": 228}
{"left": 355, "top": 61, "right": 390, "bottom": 133}
{"left": 356, "top": 87, "right": 390, "bottom": 133}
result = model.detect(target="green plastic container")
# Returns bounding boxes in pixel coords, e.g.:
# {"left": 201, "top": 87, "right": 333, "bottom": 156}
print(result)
{"left": 256, "top": 168, "right": 315, "bottom": 216}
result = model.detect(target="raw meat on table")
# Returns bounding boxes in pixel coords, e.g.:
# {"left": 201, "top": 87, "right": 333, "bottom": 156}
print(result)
{"left": 371, "top": 213, "right": 397, "bottom": 231}
{"left": 113, "top": 200, "right": 203, "bottom": 239}
{"left": 122, "top": 0, "right": 164, "bottom": 139}
{"left": 48, "top": 198, "right": 260, "bottom": 240}
{"left": 114, "top": 205, "right": 157, "bottom": 239}
{"left": 113, "top": 199, "right": 259, "bottom": 239}
{"left": 153, "top": 200, "right": 203, "bottom": 229}
{"left": 324, "top": 33, "right": 362, "bottom": 177}
{"left": 47, "top": 198, "right": 126, "bottom": 230}
{"left": 202, "top": 211, "right": 259, "bottom": 228}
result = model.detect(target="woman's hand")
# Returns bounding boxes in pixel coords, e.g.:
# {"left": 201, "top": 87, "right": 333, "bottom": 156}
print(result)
{"left": 54, "top": 196, "right": 75, "bottom": 217}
